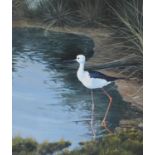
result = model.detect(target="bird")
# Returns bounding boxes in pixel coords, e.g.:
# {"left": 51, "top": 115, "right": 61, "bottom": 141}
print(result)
{"left": 73, "top": 54, "right": 125, "bottom": 132}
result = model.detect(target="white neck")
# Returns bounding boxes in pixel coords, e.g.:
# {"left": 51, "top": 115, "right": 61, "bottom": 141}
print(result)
{"left": 78, "top": 62, "right": 85, "bottom": 72}
{"left": 77, "top": 62, "right": 85, "bottom": 80}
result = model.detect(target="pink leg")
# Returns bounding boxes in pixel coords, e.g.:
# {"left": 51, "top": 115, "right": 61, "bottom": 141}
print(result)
{"left": 101, "top": 89, "right": 113, "bottom": 133}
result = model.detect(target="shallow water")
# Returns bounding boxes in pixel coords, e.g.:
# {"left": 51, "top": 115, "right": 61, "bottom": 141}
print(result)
{"left": 12, "top": 28, "right": 141, "bottom": 147}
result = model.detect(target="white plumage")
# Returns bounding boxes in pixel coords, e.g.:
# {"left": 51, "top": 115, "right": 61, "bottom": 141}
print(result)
{"left": 76, "top": 55, "right": 111, "bottom": 89}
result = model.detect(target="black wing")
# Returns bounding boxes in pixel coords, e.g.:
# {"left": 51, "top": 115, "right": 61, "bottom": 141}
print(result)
{"left": 88, "top": 70, "right": 120, "bottom": 81}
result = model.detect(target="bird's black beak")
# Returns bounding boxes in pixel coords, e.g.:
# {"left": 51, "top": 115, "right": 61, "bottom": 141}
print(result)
{"left": 63, "top": 59, "right": 76, "bottom": 63}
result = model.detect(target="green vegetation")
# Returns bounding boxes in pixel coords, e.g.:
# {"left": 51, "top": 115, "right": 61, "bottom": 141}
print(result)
{"left": 38, "top": 139, "right": 71, "bottom": 155}
{"left": 13, "top": 128, "right": 142, "bottom": 155}
{"left": 12, "top": 136, "right": 38, "bottom": 155}
{"left": 12, "top": 137, "right": 71, "bottom": 155}
{"left": 61, "top": 129, "right": 143, "bottom": 155}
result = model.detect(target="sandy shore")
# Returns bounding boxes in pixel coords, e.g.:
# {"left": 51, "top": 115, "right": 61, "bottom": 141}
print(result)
{"left": 12, "top": 20, "right": 143, "bottom": 111}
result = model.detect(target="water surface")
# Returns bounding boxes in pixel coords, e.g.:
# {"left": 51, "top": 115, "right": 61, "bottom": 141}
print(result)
{"left": 12, "top": 28, "right": 141, "bottom": 147}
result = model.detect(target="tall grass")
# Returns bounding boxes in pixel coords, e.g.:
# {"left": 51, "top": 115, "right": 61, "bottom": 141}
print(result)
{"left": 13, "top": 0, "right": 143, "bottom": 78}
{"left": 43, "top": 0, "right": 75, "bottom": 27}
{"left": 12, "top": 0, "right": 25, "bottom": 19}
{"left": 103, "top": 0, "right": 143, "bottom": 79}
{"left": 76, "top": 0, "right": 105, "bottom": 27}
{"left": 105, "top": 0, "right": 143, "bottom": 55}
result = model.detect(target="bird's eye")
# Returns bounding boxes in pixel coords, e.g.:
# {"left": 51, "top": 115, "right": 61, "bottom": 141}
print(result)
{"left": 77, "top": 57, "right": 79, "bottom": 59}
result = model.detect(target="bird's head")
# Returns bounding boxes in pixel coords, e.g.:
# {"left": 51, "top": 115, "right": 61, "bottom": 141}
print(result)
{"left": 76, "top": 55, "right": 86, "bottom": 64}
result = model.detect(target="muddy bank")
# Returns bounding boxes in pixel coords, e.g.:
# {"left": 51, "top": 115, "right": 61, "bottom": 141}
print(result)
{"left": 12, "top": 20, "right": 143, "bottom": 111}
